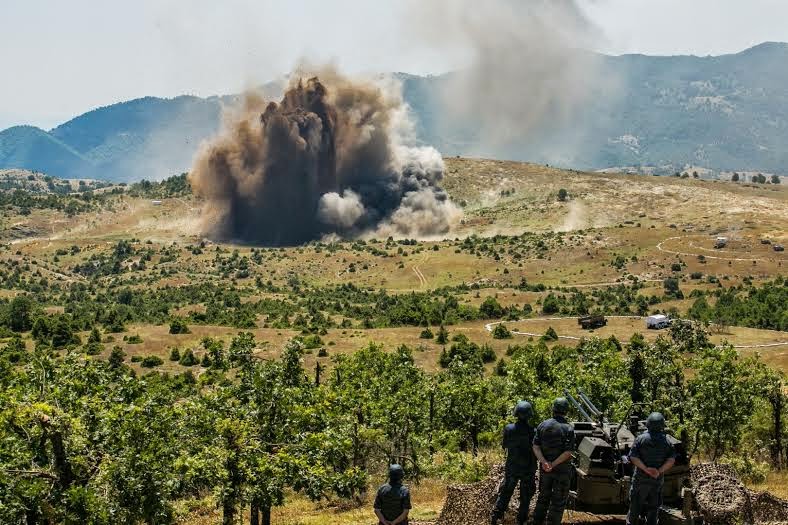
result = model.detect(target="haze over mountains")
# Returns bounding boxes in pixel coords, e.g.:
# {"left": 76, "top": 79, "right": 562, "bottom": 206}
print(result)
{"left": 1, "top": 43, "right": 787, "bottom": 181}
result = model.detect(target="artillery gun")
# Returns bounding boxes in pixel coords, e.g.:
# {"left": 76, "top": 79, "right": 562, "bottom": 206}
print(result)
{"left": 563, "top": 389, "right": 697, "bottom": 524}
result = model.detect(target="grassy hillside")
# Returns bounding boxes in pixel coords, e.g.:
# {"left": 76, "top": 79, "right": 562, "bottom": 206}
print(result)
{"left": 1, "top": 158, "right": 786, "bottom": 524}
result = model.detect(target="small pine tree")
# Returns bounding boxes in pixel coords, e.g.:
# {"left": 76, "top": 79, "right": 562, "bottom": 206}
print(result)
{"left": 419, "top": 327, "right": 434, "bottom": 339}
{"left": 492, "top": 323, "right": 513, "bottom": 339}
{"left": 169, "top": 348, "right": 181, "bottom": 361}
{"left": 109, "top": 346, "right": 125, "bottom": 368}
{"left": 495, "top": 357, "right": 508, "bottom": 376}
{"left": 88, "top": 327, "right": 102, "bottom": 344}
{"left": 436, "top": 325, "right": 449, "bottom": 345}
{"left": 179, "top": 348, "right": 199, "bottom": 366}
{"left": 169, "top": 317, "right": 190, "bottom": 334}
{"left": 543, "top": 326, "right": 559, "bottom": 341}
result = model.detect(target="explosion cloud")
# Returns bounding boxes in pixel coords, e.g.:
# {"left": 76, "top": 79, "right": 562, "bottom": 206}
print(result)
{"left": 188, "top": 73, "right": 460, "bottom": 245}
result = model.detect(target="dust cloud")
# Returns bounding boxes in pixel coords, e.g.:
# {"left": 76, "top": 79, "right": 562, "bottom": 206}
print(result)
{"left": 408, "top": 0, "right": 614, "bottom": 159}
{"left": 188, "top": 70, "right": 460, "bottom": 245}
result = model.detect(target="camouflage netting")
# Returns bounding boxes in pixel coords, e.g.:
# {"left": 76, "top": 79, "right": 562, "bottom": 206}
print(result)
{"left": 433, "top": 464, "right": 507, "bottom": 525}
{"left": 431, "top": 465, "right": 614, "bottom": 525}
{"left": 411, "top": 462, "right": 788, "bottom": 525}
{"left": 691, "top": 463, "right": 788, "bottom": 525}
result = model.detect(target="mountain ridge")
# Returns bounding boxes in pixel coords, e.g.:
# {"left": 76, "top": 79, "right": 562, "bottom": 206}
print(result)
{"left": 2, "top": 42, "right": 787, "bottom": 180}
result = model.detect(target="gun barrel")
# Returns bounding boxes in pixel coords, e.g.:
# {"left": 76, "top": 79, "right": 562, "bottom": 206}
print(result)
{"left": 564, "top": 390, "right": 593, "bottom": 422}
{"left": 577, "top": 389, "right": 602, "bottom": 417}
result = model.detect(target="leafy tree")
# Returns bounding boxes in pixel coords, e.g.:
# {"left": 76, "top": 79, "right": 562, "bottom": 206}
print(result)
{"left": 542, "top": 294, "right": 560, "bottom": 315}
{"left": 663, "top": 277, "right": 683, "bottom": 299}
{"left": 203, "top": 337, "right": 227, "bottom": 370}
{"left": 689, "top": 345, "right": 761, "bottom": 459}
{"left": 6, "top": 295, "right": 35, "bottom": 332}
{"left": 31, "top": 317, "right": 51, "bottom": 341}
{"left": 479, "top": 297, "right": 504, "bottom": 318}
{"left": 557, "top": 188, "right": 568, "bottom": 202}
{"left": 435, "top": 359, "right": 500, "bottom": 454}
{"left": 52, "top": 316, "right": 80, "bottom": 349}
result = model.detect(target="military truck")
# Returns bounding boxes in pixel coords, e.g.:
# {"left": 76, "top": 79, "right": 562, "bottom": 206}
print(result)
{"left": 578, "top": 314, "right": 607, "bottom": 330}
{"left": 563, "top": 389, "right": 697, "bottom": 524}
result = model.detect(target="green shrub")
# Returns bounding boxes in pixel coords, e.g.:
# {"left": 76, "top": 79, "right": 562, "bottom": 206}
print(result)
{"left": 479, "top": 344, "right": 496, "bottom": 363}
{"left": 480, "top": 297, "right": 504, "bottom": 318}
{"left": 542, "top": 326, "right": 559, "bottom": 341}
{"left": 141, "top": 355, "right": 163, "bottom": 368}
{"left": 169, "top": 318, "right": 190, "bottom": 334}
{"left": 169, "top": 348, "right": 181, "bottom": 361}
{"left": 492, "top": 323, "right": 512, "bottom": 339}
{"left": 721, "top": 454, "right": 769, "bottom": 484}
{"left": 420, "top": 328, "right": 434, "bottom": 339}
{"left": 301, "top": 334, "right": 323, "bottom": 349}
{"left": 179, "top": 348, "right": 198, "bottom": 366}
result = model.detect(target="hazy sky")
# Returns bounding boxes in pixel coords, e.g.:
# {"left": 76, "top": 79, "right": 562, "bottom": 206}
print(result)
{"left": 2, "top": 0, "right": 787, "bottom": 130}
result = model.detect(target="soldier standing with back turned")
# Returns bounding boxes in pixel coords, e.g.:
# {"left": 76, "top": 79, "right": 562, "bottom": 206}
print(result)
{"left": 374, "top": 464, "right": 411, "bottom": 525}
{"left": 532, "top": 397, "right": 575, "bottom": 525}
{"left": 491, "top": 400, "right": 537, "bottom": 525}
{"left": 627, "top": 412, "right": 676, "bottom": 525}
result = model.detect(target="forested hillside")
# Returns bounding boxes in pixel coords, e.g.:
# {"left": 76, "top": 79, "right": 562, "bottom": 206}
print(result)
{"left": 2, "top": 43, "right": 788, "bottom": 180}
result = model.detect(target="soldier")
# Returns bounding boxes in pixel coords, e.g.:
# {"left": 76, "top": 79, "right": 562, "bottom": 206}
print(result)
{"left": 491, "top": 400, "right": 537, "bottom": 525}
{"left": 627, "top": 412, "right": 676, "bottom": 525}
{"left": 374, "top": 464, "right": 411, "bottom": 525}
{"left": 532, "top": 397, "right": 575, "bottom": 525}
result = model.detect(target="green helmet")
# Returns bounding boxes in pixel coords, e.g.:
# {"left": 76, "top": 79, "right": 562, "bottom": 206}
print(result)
{"left": 514, "top": 400, "right": 533, "bottom": 422}
{"left": 646, "top": 412, "right": 666, "bottom": 432}
{"left": 389, "top": 464, "right": 404, "bottom": 483}
{"left": 553, "top": 397, "right": 570, "bottom": 416}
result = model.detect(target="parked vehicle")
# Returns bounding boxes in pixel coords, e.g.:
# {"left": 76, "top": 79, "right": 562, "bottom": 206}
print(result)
{"left": 646, "top": 314, "right": 671, "bottom": 329}
{"left": 578, "top": 314, "right": 607, "bottom": 329}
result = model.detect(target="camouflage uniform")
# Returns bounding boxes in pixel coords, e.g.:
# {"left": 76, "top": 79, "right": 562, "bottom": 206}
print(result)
{"left": 492, "top": 401, "right": 537, "bottom": 525}
{"left": 532, "top": 400, "right": 575, "bottom": 525}
{"left": 627, "top": 413, "right": 676, "bottom": 525}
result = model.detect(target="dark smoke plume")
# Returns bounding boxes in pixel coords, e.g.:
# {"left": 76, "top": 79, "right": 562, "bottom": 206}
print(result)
{"left": 189, "top": 73, "right": 459, "bottom": 245}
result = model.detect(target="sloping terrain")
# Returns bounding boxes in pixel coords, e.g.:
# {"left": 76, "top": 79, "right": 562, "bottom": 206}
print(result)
{"left": 0, "top": 125, "right": 94, "bottom": 177}
{"left": 2, "top": 44, "right": 788, "bottom": 180}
